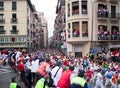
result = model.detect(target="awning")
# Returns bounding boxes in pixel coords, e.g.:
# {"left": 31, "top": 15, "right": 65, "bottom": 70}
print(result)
{"left": 110, "top": 45, "right": 120, "bottom": 48}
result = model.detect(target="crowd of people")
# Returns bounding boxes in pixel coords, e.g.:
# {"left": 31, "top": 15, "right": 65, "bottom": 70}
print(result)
{"left": 0, "top": 48, "right": 120, "bottom": 88}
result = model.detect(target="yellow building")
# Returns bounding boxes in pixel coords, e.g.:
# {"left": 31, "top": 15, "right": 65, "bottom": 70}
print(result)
{"left": 66, "top": 0, "right": 120, "bottom": 57}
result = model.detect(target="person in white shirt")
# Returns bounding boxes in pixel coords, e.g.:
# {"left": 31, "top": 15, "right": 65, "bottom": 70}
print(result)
{"left": 51, "top": 61, "right": 63, "bottom": 87}
{"left": 95, "top": 69, "right": 105, "bottom": 88}
{"left": 31, "top": 59, "right": 39, "bottom": 86}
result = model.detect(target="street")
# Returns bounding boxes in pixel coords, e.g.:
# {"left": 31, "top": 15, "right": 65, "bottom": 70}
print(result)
{"left": 0, "top": 66, "right": 25, "bottom": 88}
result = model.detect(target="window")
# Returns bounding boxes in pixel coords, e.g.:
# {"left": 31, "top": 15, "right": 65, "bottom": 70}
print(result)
{"left": 72, "top": 1, "right": 79, "bottom": 15}
{"left": 82, "top": 1, "right": 87, "bottom": 14}
{"left": 11, "top": 37, "right": 16, "bottom": 42}
{"left": 68, "top": 23, "right": 71, "bottom": 38}
{"left": 17, "top": 37, "right": 24, "bottom": 42}
{"left": 12, "top": 1, "right": 17, "bottom": 10}
{"left": 82, "top": 21, "right": 88, "bottom": 37}
{"left": 0, "top": 26, "right": 4, "bottom": 31}
{"left": 12, "top": 25, "right": 17, "bottom": 31}
{"left": 18, "top": 37, "right": 22, "bottom": 42}
{"left": 98, "top": 4, "right": 108, "bottom": 18}
{"left": 111, "top": 26, "right": 119, "bottom": 40}
{"left": 98, "top": 25, "right": 108, "bottom": 40}
{"left": 12, "top": 13, "right": 17, "bottom": 22}
{"left": 0, "top": 14, "right": 4, "bottom": 22}
{"left": 0, "top": 2, "right": 4, "bottom": 10}
{"left": 0, "top": 37, "right": 4, "bottom": 43}
{"left": 72, "top": 22, "right": 80, "bottom": 37}
{"left": 67, "top": 4, "right": 70, "bottom": 17}
{"left": 111, "top": 6, "right": 116, "bottom": 18}
{"left": 61, "top": 0, "right": 65, "bottom": 6}
{"left": 12, "top": 13, "right": 16, "bottom": 18}
{"left": 5, "top": 37, "right": 10, "bottom": 43}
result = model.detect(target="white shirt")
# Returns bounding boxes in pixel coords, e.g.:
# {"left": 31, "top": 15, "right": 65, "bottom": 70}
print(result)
{"left": 31, "top": 59, "right": 39, "bottom": 73}
{"left": 96, "top": 72, "right": 103, "bottom": 84}
{"left": 51, "top": 66, "right": 63, "bottom": 86}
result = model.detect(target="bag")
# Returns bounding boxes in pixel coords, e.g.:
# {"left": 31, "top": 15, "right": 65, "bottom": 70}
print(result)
{"left": 54, "top": 67, "right": 61, "bottom": 78}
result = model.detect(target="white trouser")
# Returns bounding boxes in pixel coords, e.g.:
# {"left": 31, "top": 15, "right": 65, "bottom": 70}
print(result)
{"left": 105, "top": 78, "right": 111, "bottom": 87}
{"left": 111, "top": 83, "right": 117, "bottom": 88}
{"left": 95, "top": 82, "right": 104, "bottom": 88}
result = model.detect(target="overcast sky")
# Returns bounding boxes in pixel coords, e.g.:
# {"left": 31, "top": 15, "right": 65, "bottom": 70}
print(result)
{"left": 31, "top": 0, "right": 57, "bottom": 37}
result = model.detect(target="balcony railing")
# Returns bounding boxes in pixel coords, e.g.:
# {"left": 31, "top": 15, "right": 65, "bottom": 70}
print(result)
{"left": 97, "top": 0, "right": 107, "bottom": 2}
{"left": 10, "top": 30, "right": 19, "bottom": 34}
{"left": 0, "top": 30, "right": 6, "bottom": 34}
{"left": 98, "top": 34, "right": 120, "bottom": 40}
{"left": 107, "top": 0, "right": 117, "bottom": 3}
{"left": 11, "top": 18, "right": 18, "bottom": 23}
{"left": 109, "top": 13, "right": 120, "bottom": 19}
{"left": 97, "top": 11, "right": 109, "bottom": 18}
{"left": 97, "top": 12, "right": 120, "bottom": 20}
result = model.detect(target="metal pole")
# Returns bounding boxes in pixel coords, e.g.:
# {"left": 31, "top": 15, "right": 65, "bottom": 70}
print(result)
{"left": 90, "top": 1, "right": 94, "bottom": 48}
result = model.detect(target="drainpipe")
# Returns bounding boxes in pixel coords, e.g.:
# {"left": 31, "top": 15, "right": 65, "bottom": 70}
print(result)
{"left": 90, "top": 1, "right": 93, "bottom": 48}
{"left": 90, "top": 0, "right": 95, "bottom": 48}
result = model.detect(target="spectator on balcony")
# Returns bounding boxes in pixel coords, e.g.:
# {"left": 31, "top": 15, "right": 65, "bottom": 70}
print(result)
{"left": 82, "top": 8, "right": 87, "bottom": 14}
{"left": 104, "top": 29, "right": 109, "bottom": 40}
{"left": 98, "top": 7, "right": 104, "bottom": 17}
{"left": 75, "top": 9, "right": 79, "bottom": 15}
{"left": 118, "top": 31, "right": 120, "bottom": 40}
{"left": 104, "top": 8, "right": 109, "bottom": 17}
{"left": 83, "top": 30, "right": 88, "bottom": 37}
{"left": 98, "top": 29, "right": 104, "bottom": 40}
{"left": 112, "top": 28, "right": 118, "bottom": 40}
{"left": 76, "top": 29, "right": 80, "bottom": 37}
{"left": 73, "top": 29, "right": 79, "bottom": 37}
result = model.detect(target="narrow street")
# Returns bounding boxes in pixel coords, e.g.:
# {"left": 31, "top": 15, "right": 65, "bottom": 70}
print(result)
{"left": 0, "top": 65, "right": 25, "bottom": 88}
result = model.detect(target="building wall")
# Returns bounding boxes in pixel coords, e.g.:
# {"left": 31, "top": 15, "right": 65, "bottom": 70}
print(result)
{"left": 66, "top": 0, "right": 120, "bottom": 57}
{"left": 39, "top": 12, "right": 48, "bottom": 48}
{"left": 0, "top": 0, "right": 34, "bottom": 49}
{"left": 3, "top": 0, "right": 27, "bottom": 35}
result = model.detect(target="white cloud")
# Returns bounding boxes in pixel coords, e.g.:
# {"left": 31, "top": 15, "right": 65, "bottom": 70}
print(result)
{"left": 31, "top": 0, "right": 57, "bottom": 37}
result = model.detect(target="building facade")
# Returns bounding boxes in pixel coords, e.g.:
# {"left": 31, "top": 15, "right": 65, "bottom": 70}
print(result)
{"left": 54, "top": 0, "right": 66, "bottom": 53}
{"left": 0, "top": 0, "right": 34, "bottom": 51}
{"left": 0, "top": 0, "right": 47, "bottom": 52}
{"left": 66, "top": 0, "right": 120, "bottom": 57}
{"left": 38, "top": 12, "right": 48, "bottom": 49}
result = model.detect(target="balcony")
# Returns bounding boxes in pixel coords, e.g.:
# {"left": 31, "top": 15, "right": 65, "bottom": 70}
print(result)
{"left": 97, "top": 11, "right": 108, "bottom": 21}
{"left": 97, "top": 0, "right": 107, "bottom": 2}
{"left": 111, "top": 33, "right": 120, "bottom": 40}
{"left": 11, "top": 18, "right": 18, "bottom": 23}
{"left": 10, "top": 30, "right": 19, "bottom": 34}
{"left": 98, "top": 34, "right": 120, "bottom": 41}
{"left": 0, "top": 30, "right": 6, "bottom": 34}
{"left": 72, "top": 9, "right": 79, "bottom": 15}
{"left": 107, "top": 0, "right": 117, "bottom": 4}
{"left": 109, "top": 13, "right": 120, "bottom": 22}
{"left": 0, "top": 19, "right": 5, "bottom": 23}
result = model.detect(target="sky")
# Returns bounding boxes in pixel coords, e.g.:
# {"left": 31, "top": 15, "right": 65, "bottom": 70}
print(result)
{"left": 31, "top": 0, "right": 57, "bottom": 37}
